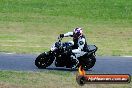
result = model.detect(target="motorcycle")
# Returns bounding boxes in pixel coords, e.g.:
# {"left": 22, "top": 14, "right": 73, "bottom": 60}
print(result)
{"left": 35, "top": 37, "right": 98, "bottom": 70}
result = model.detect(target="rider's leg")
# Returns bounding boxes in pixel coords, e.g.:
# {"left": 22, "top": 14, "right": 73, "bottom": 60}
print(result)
{"left": 70, "top": 54, "right": 79, "bottom": 69}
{"left": 72, "top": 49, "right": 86, "bottom": 58}
{"left": 70, "top": 49, "right": 86, "bottom": 69}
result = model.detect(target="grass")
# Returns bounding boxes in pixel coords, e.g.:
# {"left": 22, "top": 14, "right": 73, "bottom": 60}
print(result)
{"left": 0, "top": 1, "right": 132, "bottom": 88}
{"left": 0, "top": 0, "right": 131, "bottom": 55}
{"left": 0, "top": 70, "right": 131, "bottom": 88}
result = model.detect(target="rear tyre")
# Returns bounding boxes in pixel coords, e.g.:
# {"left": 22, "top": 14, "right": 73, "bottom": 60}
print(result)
{"left": 81, "top": 55, "right": 96, "bottom": 70}
{"left": 35, "top": 52, "right": 54, "bottom": 69}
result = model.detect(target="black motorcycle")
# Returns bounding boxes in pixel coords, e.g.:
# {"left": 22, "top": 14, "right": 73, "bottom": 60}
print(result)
{"left": 35, "top": 37, "right": 98, "bottom": 70}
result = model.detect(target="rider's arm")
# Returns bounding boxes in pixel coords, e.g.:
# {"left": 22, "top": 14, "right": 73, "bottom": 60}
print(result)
{"left": 64, "top": 32, "right": 73, "bottom": 37}
{"left": 60, "top": 32, "right": 73, "bottom": 38}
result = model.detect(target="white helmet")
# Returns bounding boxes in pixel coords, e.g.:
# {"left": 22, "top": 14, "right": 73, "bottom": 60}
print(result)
{"left": 73, "top": 28, "right": 83, "bottom": 39}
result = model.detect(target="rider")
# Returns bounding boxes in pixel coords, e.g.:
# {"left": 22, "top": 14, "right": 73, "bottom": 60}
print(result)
{"left": 59, "top": 28, "right": 88, "bottom": 68}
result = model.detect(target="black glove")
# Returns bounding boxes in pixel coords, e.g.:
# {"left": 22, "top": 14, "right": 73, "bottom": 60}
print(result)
{"left": 59, "top": 34, "right": 64, "bottom": 38}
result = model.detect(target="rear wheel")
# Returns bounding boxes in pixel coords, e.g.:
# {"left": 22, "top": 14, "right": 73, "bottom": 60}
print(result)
{"left": 35, "top": 52, "right": 54, "bottom": 69}
{"left": 80, "top": 55, "right": 96, "bottom": 70}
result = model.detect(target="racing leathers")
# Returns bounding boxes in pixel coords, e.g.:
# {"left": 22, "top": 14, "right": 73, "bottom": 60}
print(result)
{"left": 61, "top": 32, "right": 88, "bottom": 68}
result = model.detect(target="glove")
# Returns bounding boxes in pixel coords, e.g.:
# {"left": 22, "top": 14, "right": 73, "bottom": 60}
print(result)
{"left": 59, "top": 34, "right": 64, "bottom": 38}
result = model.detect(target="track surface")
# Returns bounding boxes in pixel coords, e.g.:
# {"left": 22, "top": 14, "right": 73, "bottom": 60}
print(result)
{"left": 0, "top": 53, "right": 132, "bottom": 75}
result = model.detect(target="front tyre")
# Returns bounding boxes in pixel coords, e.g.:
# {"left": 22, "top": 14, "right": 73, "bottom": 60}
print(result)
{"left": 35, "top": 52, "right": 54, "bottom": 69}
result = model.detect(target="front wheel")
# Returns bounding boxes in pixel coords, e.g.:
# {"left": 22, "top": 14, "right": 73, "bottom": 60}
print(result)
{"left": 35, "top": 52, "right": 54, "bottom": 69}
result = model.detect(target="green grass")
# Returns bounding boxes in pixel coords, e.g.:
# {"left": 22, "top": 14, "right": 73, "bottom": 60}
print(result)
{"left": 0, "top": 1, "right": 131, "bottom": 88}
{"left": 0, "top": 0, "right": 132, "bottom": 56}
{"left": 0, "top": 70, "right": 131, "bottom": 88}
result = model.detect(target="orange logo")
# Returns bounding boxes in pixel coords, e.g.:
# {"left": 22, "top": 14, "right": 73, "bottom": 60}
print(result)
{"left": 76, "top": 66, "right": 131, "bottom": 86}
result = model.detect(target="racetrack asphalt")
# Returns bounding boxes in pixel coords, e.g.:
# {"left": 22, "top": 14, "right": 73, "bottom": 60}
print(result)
{"left": 0, "top": 53, "right": 132, "bottom": 75}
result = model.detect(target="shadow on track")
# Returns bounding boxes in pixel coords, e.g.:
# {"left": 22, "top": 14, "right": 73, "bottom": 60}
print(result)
{"left": 45, "top": 67, "right": 92, "bottom": 72}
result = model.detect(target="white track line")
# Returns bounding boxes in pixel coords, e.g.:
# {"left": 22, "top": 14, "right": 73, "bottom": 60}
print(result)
{"left": 0, "top": 52, "right": 16, "bottom": 55}
{"left": 0, "top": 52, "right": 132, "bottom": 57}
{"left": 121, "top": 56, "right": 132, "bottom": 57}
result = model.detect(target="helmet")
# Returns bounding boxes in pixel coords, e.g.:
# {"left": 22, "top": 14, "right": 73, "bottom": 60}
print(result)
{"left": 73, "top": 28, "right": 83, "bottom": 39}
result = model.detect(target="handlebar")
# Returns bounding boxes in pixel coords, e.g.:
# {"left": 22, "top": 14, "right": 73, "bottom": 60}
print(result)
{"left": 54, "top": 37, "right": 63, "bottom": 49}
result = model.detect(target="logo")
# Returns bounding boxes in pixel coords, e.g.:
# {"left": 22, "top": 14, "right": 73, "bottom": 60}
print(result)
{"left": 76, "top": 66, "right": 131, "bottom": 86}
